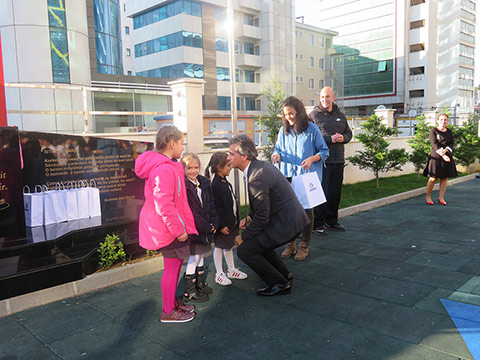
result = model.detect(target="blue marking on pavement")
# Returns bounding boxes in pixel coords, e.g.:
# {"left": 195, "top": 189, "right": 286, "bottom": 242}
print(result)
{"left": 441, "top": 299, "right": 480, "bottom": 360}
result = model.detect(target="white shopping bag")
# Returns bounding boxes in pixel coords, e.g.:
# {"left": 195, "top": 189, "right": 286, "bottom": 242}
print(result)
{"left": 75, "top": 181, "right": 89, "bottom": 219}
{"left": 23, "top": 185, "right": 44, "bottom": 227}
{"left": 87, "top": 180, "right": 101, "bottom": 218}
{"left": 26, "top": 225, "right": 46, "bottom": 243}
{"left": 291, "top": 171, "right": 326, "bottom": 209}
{"left": 65, "top": 182, "right": 79, "bottom": 221}
{"left": 46, "top": 184, "right": 68, "bottom": 223}
{"left": 44, "top": 223, "right": 58, "bottom": 241}
{"left": 43, "top": 185, "right": 57, "bottom": 225}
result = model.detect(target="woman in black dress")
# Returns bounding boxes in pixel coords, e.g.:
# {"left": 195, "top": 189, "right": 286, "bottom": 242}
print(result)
{"left": 423, "top": 113, "right": 457, "bottom": 205}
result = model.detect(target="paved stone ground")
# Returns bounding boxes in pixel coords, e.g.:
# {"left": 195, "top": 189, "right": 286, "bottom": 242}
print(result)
{"left": 1, "top": 178, "right": 479, "bottom": 359}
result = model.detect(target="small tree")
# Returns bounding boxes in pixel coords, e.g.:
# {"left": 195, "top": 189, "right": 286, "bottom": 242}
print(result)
{"left": 451, "top": 114, "right": 480, "bottom": 173}
{"left": 258, "top": 79, "right": 286, "bottom": 159}
{"left": 407, "top": 115, "right": 433, "bottom": 179}
{"left": 348, "top": 114, "right": 408, "bottom": 188}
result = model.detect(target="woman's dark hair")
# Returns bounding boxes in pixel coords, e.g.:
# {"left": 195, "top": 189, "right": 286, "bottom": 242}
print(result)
{"left": 205, "top": 152, "right": 229, "bottom": 178}
{"left": 281, "top": 96, "right": 310, "bottom": 135}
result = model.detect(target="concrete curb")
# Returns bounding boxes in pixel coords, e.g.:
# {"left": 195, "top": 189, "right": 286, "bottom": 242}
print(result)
{"left": 0, "top": 256, "right": 164, "bottom": 318}
{"left": 339, "top": 174, "right": 477, "bottom": 218}
{"left": 1, "top": 175, "right": 477, "bottom": 318}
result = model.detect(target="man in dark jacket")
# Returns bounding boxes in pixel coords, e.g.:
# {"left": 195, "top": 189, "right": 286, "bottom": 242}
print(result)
{"left": 228, "top": 135, "right": 309, "bottom": 296}
{"left": 309, "top": 87, "right": 352, "bottom": 235}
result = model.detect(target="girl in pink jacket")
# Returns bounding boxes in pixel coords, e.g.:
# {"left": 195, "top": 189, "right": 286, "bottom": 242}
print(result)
{"left": 135, "top": 125, "right": 198, "bottom": 323}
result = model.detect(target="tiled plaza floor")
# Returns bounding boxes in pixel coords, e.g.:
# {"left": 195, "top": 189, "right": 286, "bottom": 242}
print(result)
{"left": 1, "top": 178, "right": 480, "bottom": 359}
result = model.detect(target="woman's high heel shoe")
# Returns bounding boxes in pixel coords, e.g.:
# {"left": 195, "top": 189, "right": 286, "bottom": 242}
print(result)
{"left": 437, "top": 198, "right": 447, "bottom": 205}
{"left": 425, "top": 200, "right": 434, "bottom": 205}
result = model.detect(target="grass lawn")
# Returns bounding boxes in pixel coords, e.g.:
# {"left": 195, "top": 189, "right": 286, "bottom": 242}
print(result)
{"left": 339, "top": 172, "right": 468, "bottom": 209}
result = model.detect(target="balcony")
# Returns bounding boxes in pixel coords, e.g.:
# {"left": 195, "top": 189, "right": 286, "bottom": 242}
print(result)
{"left": 408, "top": 74, "right": 426, "bottom": 90}
{"left": 238, "top": 24, "right": 262, "bottom": 40}
{"left": 409, "top": 2, "right": 427, "bottom": 22}
{"left": 236, "top": 82, "right": 261, "bottom": 95}
{"left": 408, "top": 50, "right": 427, "bottom": 67}
{"left": 236, "top": 53, "right": 262, "bottom": 69}
{"left": 237, "top": 0, "right": 262, "bottom": 12}
{"left": 409, "top": 27, "right": 427, "bottom": 45}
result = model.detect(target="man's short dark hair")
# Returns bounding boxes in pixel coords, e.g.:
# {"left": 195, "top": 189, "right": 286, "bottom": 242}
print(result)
{"left": 228, "top": 135, "right": 258, "bottom": 160}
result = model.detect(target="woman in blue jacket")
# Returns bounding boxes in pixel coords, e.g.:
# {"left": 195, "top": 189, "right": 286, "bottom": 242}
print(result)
{"left": 272, "top": 96, "right": 329, "bottom": 261}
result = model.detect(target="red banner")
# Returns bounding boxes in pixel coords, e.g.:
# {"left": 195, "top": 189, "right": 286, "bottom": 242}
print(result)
{"left": 0, "top": 31, "right": 7, "bottom": 127}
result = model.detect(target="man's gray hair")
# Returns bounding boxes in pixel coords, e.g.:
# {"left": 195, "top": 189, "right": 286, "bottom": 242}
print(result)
{"left": 229, "top": 134, "right": 258, "bottom": 160}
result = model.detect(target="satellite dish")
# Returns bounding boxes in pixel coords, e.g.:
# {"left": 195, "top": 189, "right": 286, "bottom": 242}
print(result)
{"left": 376, "top": 105, "right": 386, "bottom": 110}
{"left": 408, "top": 110, "right": 417, "bottom": 117}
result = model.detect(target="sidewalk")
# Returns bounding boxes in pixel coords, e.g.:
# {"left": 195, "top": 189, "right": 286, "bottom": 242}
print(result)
{"left": 1, "top": 177, "right": 479, "bottom": 359}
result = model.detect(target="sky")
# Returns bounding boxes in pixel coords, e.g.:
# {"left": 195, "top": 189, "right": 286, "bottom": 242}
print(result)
{"left": 294, "top": 0, "right": 479, "bottom": 87}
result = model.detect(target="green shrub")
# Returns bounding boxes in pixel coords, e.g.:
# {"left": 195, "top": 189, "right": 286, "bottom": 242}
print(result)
{"left": 98, "top": 234, "right": 126, "bottom": 269}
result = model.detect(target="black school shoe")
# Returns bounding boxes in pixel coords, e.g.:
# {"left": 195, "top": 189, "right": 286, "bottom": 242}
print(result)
{"left": 325, "top": 223, "right": 346, "bottom": 231}
{"left": 256, "top": 282, "right": 291, "bottom": 296}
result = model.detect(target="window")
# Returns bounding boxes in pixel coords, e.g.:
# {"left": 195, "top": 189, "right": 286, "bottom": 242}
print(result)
{"left": 127, "top": 70, "right": 132, "bottom": 75}
{"left": 409, "top": 66, "right": 425, "bottom": 75}
{"left": 125, "top": 26, "right": 130, "bottom": 34}
{"left": 48, "top": 0, "right": 70, "bottom": 83}
{"left": 409, "top": 43, "right": 425, "bottom": 52}
{"left": 308, "top": 34, "right": 314, "bottom": 46}
{"left": 255, "top": 73, "right": 261, "bottom": 83}
{"left": 216, "top": 67, "right": 230, "bottom": 81}
{"left": 254, "top": 45, "right": 260, "bottom": 56}
{"left": 319, "top": 37, "right": 325, "bottom": 48}
{"left": 410, "top": 20, "right": 424, "bottom": 29}
{"left": 409, "top": 90, "right": 424, "bottom": 98}
{"left": 137, "top": 63, "right": 204, "bottom": 79}
{"left": 135, "top": 31, "right": 203, "bottom": 57}
{"left": 308, "top": 56, "right": 314, "bottom": 68}
{"left": 216, "top": 38, "right": 228, "bottom": 52}
{"left": 126, "top": 48, "right": 131, "bottom": 56}
{"left": 245, "top": 70, "right": 255, "bottom": 83}
{"left": 244, "top": 42, "right": 255, "bottom": 55}
{"left": 308, "top": 100, "right": 315, "bottom": 106}
{"left": 244, "top": 14, "right": 259, "bottom": 26}
{"left": 377, "top": 61, "right": 387, "bottom": 72}
{"left": 308, "top": 78, "right": 315, "bottom": 89}
{"left": 133, "top": 0, "right": 202, "bottom": 29}
{"left": 245, "top": 97, "right": 256, "bottom": 110}
{"left": 318, "top": 79, "right": 324, "bottom": 89}
{"left": 318, "top": 58, "right": 324, "bottom": 69}
{"left": 460, "top": 44, "right": 475, "bottom": 56}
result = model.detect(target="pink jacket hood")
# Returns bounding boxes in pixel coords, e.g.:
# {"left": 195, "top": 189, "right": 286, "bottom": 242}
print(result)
{"left": 135, "top": 151, "right": 197, "bottom": 250}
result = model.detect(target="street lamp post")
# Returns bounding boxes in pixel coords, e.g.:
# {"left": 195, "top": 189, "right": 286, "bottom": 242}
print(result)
{"left": 226, "top": 0, "right": 240, "bottom": 199}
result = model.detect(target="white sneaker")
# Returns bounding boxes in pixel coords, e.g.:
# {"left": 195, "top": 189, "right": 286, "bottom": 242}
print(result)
{"left": 215, "top": 272, "right": 232, "bottom": 286}
{"left": 227, "top": 268, "right": 248, "bottom": 280}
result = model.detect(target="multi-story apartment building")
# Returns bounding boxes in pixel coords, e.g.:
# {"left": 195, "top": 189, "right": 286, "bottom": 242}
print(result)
{"left": 295, "top": 19, "right": 337, "bottom": 107}
{"left": 120, "top": 0, "right": 135, "bottom": 75}
{"left": 125, "top": 0, "right": 296, "bottom": 138}
{"left": 300, "top": 0, "right": 475, "bottom": 120}
{"left": 406, "top": 0, "right": 476, "bottom": 122}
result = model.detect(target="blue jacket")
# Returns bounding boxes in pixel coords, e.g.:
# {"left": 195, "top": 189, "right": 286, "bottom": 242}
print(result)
{"left": 274, "top": 122, "right": 329, "bottom": 182}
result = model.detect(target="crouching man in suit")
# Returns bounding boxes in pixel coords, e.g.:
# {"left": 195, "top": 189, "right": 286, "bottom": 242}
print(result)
{"left": 228, "top": 135, "right": 309, "bottom": 296}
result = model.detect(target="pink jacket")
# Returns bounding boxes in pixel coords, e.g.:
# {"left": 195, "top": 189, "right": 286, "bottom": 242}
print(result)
{"left": 135, "top": 151, "right": 197, "bottom": 250}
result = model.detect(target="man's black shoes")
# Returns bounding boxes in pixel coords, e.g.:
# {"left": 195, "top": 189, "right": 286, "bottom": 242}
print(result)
{"left": 324, "top": 223, "right": 346, "bottom": 231}
{"left": 313, "top": 226, "right": 328, "bottom": 236}
{"left": 256, "top": 282, "right": 291, "bottom": 296}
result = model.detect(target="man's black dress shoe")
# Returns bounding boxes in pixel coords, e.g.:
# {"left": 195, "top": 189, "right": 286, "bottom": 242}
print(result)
{"left": 325, "top": 223, "right": 346, "bottom": 231}
{"left": 256, "top": 282, "right": 291, "bottom": 296}
{"left": 313, "top": 226, "right": 328, "bottom": 236}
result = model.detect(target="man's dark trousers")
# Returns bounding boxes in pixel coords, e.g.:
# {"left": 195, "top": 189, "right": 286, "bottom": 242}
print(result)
{"left": 237, "top": 237, "right": 291, "bottom": 287}
{"left": 314, "top": 163, "right": 344, "bottom": 228}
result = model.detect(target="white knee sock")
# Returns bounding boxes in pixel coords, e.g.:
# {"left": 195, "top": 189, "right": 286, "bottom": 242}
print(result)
{"left": 213, "top": 247, "right": 224, "bottom": 275}
{"left": 186, "top": 255, "right": 200, "bottom": 275}
{"left": 224, "top": 249, "right": 235, "bottom": 271}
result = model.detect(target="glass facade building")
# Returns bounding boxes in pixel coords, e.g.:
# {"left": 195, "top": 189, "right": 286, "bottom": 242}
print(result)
{"left": 94, "top": 0, "right": 123, "bottom": 75}
{"left": 318, "top": 0, "right": 396, "bottom": 98}
{"left": 135, "top": 31, "right": 203, "bottom": 58}
{"left": 133, "top": 0, "right": 201, "bottom": 29}
{"left": 48, "top": 0, "right": 70, "bottom": 83}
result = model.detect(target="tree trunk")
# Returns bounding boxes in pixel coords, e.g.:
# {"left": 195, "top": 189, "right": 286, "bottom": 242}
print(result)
{"left": 376, "top": 173, "right": 380, "bottom": 188}
{"left": 417, "top": 170, "right": 420, "bottom": 180}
